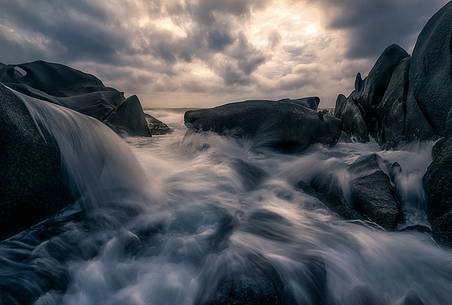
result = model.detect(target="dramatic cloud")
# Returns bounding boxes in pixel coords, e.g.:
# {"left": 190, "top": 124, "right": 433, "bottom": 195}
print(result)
{"left": 0, "top": 0, "right": 448, "bottom": 107}
{"left": 313, "top": 0, "right": 448, "bottom": 58}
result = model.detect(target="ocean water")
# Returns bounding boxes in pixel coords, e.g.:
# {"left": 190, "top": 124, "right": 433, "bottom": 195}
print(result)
{"left": 1, "top": 96, "right": 452, "bottom": 305}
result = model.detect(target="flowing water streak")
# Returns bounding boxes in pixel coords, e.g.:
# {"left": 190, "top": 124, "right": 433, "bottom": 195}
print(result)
{"left": 1, "top": 99, "right": 452, "bottom": 305}
{"left": 13, "top": 88, "right": 154, "bottom": 213}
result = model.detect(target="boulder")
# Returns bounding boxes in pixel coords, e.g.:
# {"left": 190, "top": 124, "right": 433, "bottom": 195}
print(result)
{"left": 376, "top": 57, "right": 410, "bottom": 146}
{"left": 0, "top": 84, "right": 73, "bottom": 239}
{"left": 348, "top": 155, "right": 399, "bottom": 230}
{"left": 406, "top": 2, "right": 452, "bottom": 137}
{"left": 0, "top": 60, "right": 152, "bottom": 137}
{"left": 184, "top": 100, "right": 342, "bottom": 153}
{"left": 104, "top": 95, "right": 150, "bottom": 137}
{"left": 334, "top": 94, "right": 347, "bottom": 117}
{"left": 195, "top": 248, "right": 285, "bottom": 305}
{"left": 357, "top": 44, "right": 409, "bottom": 136}
{"left": 335, "top": 92, "right": 369, "bottom": 143}
{"left": 424, "top": 137, "right": 452, "bottom": 243}
{"left": 302, "top": 154, "right": 399, "bottom": 229}
{"left": 144, "top": 113, "right": 171, "bottom": 135}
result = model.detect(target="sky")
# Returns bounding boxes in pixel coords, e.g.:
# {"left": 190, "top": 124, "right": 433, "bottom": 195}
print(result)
{"left": 0, "top": 0, "right": 448, "bottom": 108}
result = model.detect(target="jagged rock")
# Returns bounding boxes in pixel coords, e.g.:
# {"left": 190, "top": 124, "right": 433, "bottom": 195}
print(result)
{"left": 424, "top": 137, "right": 452, "bottom": 243}
{"left": 357, "top": 44, "right": 409, "bottom": 136}
{"left": 334, "top": 94, "right": 347, "bottom": 117}
{"left": 354, "top": 72, "right": 364, "bottom": 92}
{"left": 0, "top": 60, "right": 153, "bottom": 137}
{"left": 0, "top": 84, "right": 73, "bottom": 239}
{"left": 348, "top": 154, "right": 399, "bottom": 230}
{"left": 302, "top": 154, "right": 398, "bottom": 229}
{"left": 376, "top": 57, "right": 410, "bottom": 146}
{"left": 104, "top": 95, "right": 149, "bottom": 137}
{"left": 335, "top": 92, "right": 369, "bottom": 143}
{"left": 406, "top": 2, "right": 452, "bottom": 138}
{"left": 184, "top": 100, "right": 342, "bottom": 153}
{"left": 144, "top": 113, "right": 171, "bottom": 135}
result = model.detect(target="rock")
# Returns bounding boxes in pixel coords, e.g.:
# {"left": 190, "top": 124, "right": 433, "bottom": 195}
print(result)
{"left": 334, "top": 94, "right": 347, "bottom": 117}
{"left": 184, "top": 100, "right": 342, "bottom": 153}
{"left": 103, "top": 95, "right": 150, "bottom": 137}
{"left": 0, "top": 60, "right": 154, "bottom": 137}
{"left": 195, "top": 248, "right": 285, "bottom": 305}
{"left": 279, "top": 96, "right": 320, "bottom": 111}
{"left": 335, "top": 92, "right": 369, "bottom": 143}
{"left": 300, "top": 154, "right": 399, "bottom": 228}
{"left": 401, "top": 291, "right": 425, "bottom": 305}
{"left": 144, "top": 113, "right": 171, "bottom": 135}
{"left": 424, "top": 137, "right": 452, "bottom": 243}
{"left": 406, "top": 2, "right": 452, "bottom": 137}
{"left": 357, "top": 44, "right": 409, "bottom": 136}
{"left": 0, "top": 84, "right": 73, "bottom": 239}
{"left": 377, "top": 57, "right": 410, "bottom": 147}
{"left": 348, "top": 154, "right": 399, "bottom": 230}
{"left": 0, "top": 60, "right": 105, "bottom": 96}
{"left": 354, "top": 72, "right": 364, "bottom": 92}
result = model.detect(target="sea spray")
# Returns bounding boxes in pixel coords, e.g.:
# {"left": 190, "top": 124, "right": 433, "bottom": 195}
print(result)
{"left": 0, "top": 103, "right": 451, "bottom": 305}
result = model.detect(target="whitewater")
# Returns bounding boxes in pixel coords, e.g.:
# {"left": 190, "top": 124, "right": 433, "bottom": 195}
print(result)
{"left": 1, "top": 93, "right": 452, "bottom": 305}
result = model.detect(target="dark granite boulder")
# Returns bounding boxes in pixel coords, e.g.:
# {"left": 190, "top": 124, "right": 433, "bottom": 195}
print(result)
{"left": 334, "top": 94, "right": 347, "bottom": 117}
{"left": 184, "top": 99, "right": 342, "bottom": 153}
{"left": 376, "top": 57, "right": 410, "bottom": 146}
{"left": 104, "top": 95, "right": 150, "bottom": 137}
{"left": 406, "top": 2, "right": 452, "bottom": 138}
{"left": 300, "top": 154, "right": 399, "bottom": 229}
{"left": 348, "top": 154, "right": 399, "bottom": 230}
{"left": 144, "top": 113, "right": 171, "bottom": 135}
{"left": 0, "top": 84, "right": 73, "bottom": 239}
{"left": 424, "top": 137, "right": 452, "bottom": 243}
{"left": 335, "top": 92, "right": 369, "bottom": 143}
{"left": 0, "top": 60, "right": 152, "bottom": 137}
{"left": 357, "top": 44, "right": 409, "bottom": 136}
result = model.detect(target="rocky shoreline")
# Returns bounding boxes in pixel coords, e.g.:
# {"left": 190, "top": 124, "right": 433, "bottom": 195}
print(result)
{"left": 1, "top": 2, "right": 452, "bottom": 246}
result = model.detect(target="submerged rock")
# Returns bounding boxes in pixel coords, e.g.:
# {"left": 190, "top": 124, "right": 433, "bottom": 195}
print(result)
{"left": 0, "top": 84, "right": 73, "bottom": 239}
{"left": 0, "top": 60, "right": 157, "bottom": 137}
{"left": 184, "top": 99, "right": 342, "bottom": 153}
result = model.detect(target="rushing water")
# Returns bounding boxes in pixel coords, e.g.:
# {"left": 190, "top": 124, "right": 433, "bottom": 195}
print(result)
{"left": 1, "top": 94, "right": 452, "bottom": 305}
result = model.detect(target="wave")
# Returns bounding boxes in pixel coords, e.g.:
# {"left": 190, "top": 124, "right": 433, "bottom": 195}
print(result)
{"left": 0, "top": 97, "right": 451, "bottom": 305}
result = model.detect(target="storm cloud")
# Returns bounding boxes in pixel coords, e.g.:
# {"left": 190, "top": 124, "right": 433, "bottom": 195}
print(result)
{"left": 0, "top": 0, "right": 448, "bottom": 107}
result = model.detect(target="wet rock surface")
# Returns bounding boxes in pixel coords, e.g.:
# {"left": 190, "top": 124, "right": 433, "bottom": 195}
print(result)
{"left": 0, "top": 84, "right": 73, "bottom": 239}
{"left": 0, "top": 60, "right": 166, "bottom": 137}
{"left": 185, "top": 99, "right": 342, "bottom": 153}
